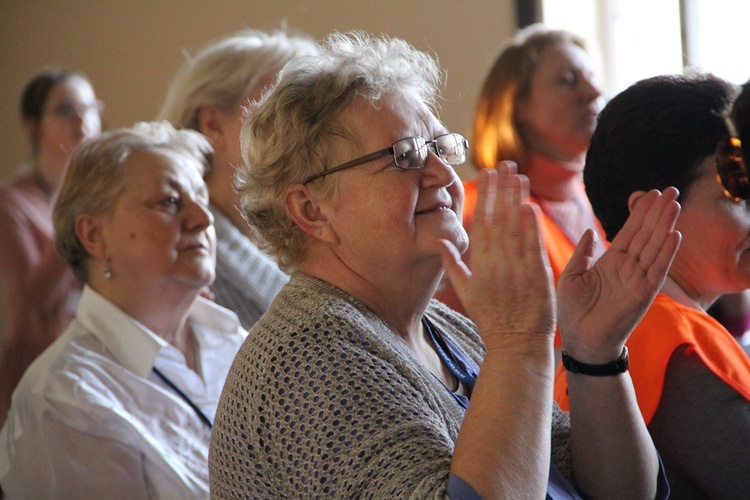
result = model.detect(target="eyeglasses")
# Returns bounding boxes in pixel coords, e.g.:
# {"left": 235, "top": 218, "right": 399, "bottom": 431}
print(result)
{"left": 44, "top": 101, "right": 103, "bottom": 121}
{"left": 303, "top": 132, "right": 469, "bottom": 184}
{"left": 715, "top": 136, "right": 749, "bottom": 201}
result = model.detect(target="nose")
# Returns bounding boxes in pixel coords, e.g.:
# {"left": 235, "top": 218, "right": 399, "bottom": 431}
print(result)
{"left": 579, "top": 74, "right": 603, "bottom": 103}
{"left": 420, "top": 150, "right": 458, "bottom": 189}
{"left": 185, "top": 197, "right": 214, "bottom": 232}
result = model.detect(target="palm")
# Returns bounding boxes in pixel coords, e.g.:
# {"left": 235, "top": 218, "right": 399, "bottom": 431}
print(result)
{"left": 557, "top": 188, "right": 681, "bottom": 354}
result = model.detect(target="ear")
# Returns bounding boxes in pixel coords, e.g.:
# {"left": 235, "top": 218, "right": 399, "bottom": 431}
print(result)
{"left": 285, "top": 184, "right": 340, "bottom": 245}
{"left": 23, "top": 119, "right": 40, "bottom": 150}
{"left": 75, "top": 214, "right": 109, "bottom": 261}
{"left": 197, "top": 105, "right": 226, "bottom": 152}
{"left": 627, "top": 190, "right": 648, "bottom": 214}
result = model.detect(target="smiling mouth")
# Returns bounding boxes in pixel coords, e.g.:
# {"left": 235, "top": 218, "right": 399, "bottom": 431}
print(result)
{"left": 415, "top": 205, "right": 452, "bottom": 215}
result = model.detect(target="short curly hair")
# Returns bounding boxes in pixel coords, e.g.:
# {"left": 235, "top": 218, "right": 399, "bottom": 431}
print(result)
{"left": 54, "top": 121, "right": 212, "bottom": 282}
{"left": 236, "top": 31, "right": 444, "bottom": 272}
{"left": 585, "top": 73, "right": 737, "bottom": 242}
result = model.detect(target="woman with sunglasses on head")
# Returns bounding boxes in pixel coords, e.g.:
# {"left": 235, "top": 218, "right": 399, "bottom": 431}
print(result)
{"left": 209, "top": 31, "right": 677, "bottom": 498}
{"left": 0, "top": 121, "right": 247, "bottom": 497}
{"left": 0, "top": 68, "right": 103, "bottom": 428}
{"left": 554, "top": 73, "right": 750, "bottom": 498}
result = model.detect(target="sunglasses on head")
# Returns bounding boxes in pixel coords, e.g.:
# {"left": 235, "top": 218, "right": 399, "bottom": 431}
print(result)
{"left": 716, "top": 136, "right": 749, "bottom": 201}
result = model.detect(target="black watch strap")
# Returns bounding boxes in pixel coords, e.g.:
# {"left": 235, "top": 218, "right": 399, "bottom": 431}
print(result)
{"left": 561, "top": 347, "right": 629, "bottom": 376}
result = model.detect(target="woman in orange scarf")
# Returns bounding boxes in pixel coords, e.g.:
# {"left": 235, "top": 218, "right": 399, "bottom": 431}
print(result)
{"left": 435, "top": 25, "right": 607, "bottom": 330}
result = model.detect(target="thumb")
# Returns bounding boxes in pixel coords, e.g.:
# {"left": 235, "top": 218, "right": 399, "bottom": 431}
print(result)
{"left": 560, "top": 229, "right": 596, "bottom": 284}
{"left": 436, "top": 239, "right": 471, "bottom": 298}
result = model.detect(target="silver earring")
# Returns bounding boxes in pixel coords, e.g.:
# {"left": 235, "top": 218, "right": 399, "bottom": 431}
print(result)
{"left": 104, "top": 262, "right": 112, "bottom": 279}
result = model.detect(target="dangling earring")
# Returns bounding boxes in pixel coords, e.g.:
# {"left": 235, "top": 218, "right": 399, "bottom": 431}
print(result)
{"left": 104, "top": 261, "right": 112, "bottom": 279}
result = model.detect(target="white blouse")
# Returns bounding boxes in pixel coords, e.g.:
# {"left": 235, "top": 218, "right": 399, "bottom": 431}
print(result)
{"left": 0, "top": 285, "right": 246, "bottom": 499}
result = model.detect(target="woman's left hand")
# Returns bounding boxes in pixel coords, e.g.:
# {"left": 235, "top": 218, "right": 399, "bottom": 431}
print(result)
{"left": 557, "top": 187, "right": 682, "bottom": 362}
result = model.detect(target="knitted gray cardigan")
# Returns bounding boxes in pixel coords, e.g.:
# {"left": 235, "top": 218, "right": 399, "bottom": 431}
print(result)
{"left": 210, "top": 272, "right": 571, "bottom": 498}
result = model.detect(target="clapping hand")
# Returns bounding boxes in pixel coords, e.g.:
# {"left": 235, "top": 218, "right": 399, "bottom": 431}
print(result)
{"left": 438, "top": 162, "right": 556, "bottom": 351}
{"left": 557, "top": 188, "right": 682, "bottom": 362}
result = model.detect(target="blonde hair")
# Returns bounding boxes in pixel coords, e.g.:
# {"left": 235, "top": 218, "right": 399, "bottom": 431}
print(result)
{"left": 54, "top": 121, "right": 212, "bottom": 282}
{"left": 158, "top": 28, "right": 317, "bottom": 131}
{"left": 472, "top": 24, "right": 588, "bottom": 169}
{"left": 237, "top": 31, "right": 443, "bottom": 271}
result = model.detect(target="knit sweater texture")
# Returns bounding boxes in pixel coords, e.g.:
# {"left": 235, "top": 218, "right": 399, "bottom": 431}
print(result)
{"left": 210, "top": 272, "right": 571, "bottom": 498}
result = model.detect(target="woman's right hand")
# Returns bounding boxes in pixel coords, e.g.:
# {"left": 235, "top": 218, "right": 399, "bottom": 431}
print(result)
{"left": 441, "top": 162, "right": 556, "bottom": 499}
{"left": 438, "top": 162, "right": 556, "bottom": 351}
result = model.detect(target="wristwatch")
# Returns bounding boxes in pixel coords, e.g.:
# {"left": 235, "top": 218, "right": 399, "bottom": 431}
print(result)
{"left": 561, "top": 347, "right": 629, "bottom": 376}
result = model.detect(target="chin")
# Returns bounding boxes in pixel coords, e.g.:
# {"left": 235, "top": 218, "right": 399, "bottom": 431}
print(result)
{"left": 445, "top": 226, "right": 470, "bottom": 255}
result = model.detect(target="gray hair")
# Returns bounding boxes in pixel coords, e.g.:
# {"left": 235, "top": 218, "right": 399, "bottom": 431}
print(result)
{"left": 157, "top": 28, "right": 318, "bottom": 131}
{"left": 237, "top": 31, "right": 444, "bottom": 271}
{"left": 54, "top": 121, "right": 212, "bottom": 282}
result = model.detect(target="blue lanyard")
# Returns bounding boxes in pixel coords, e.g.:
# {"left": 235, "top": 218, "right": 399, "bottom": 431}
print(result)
{"left": 152, "top": 366, "right": 213, "bottom": 429}
{"left": 423, "top": 317, "right": 477, "bottom": 410}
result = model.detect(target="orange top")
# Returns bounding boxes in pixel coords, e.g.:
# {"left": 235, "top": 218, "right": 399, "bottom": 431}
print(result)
{"left": 553, "top": 293, "right": 750, "bottom": 423}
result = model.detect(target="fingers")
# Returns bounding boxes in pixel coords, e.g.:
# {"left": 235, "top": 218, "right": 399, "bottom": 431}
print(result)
{"left": 470, "top": 161, "right": 525, "bottom": 258}
{"left": 611, "top": 187, "right": 681, "bottom": 274}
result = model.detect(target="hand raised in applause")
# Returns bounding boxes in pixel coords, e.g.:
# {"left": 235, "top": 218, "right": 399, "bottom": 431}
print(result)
{"left": 558, "top": 187, "right": 682, "bottom": 363}
{"left": 438, "top": 162, "right": 556, "bottom": 351}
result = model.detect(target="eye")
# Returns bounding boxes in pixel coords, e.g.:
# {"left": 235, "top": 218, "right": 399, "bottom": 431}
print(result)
{"left": 557, "top": 71, "right": 577, "bottom": 87}
{"left": 52, "top": 103, "right": 76, "bottom": 119}
{"left": 160, "top": 196, "right": 180, "bottom": 210}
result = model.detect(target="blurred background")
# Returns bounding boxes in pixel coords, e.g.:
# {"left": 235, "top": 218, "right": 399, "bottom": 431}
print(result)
{"left": 2, "top": 0, "right": 748, "bottom": 183}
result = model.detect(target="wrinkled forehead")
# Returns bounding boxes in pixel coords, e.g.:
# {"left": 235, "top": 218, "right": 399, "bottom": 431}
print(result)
{"left": 122, "top": 147, "right": 207, "bottom": 189}
{"left": 339, "top": 91, "right": 440, "bottom": 142}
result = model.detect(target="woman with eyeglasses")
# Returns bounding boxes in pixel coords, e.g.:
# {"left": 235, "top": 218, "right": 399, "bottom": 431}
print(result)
{"left": 554, "top": 73, "right": 750, "bottom": 498}
{"left": 0, "top": 121, "right": 247, "bottom": 497}
{"left": 209, "top": 31, "right": 676, "bottom": 498}
{"left": 0, "top": 68, "right": 103, "bottom": 428}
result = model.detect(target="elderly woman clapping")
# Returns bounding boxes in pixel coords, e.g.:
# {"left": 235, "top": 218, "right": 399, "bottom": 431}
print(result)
{"left": 0, "top": 121, "right": 247, "bottom": 498}
{"left": 210, "top": 32, "right": 677, "bottom": 498}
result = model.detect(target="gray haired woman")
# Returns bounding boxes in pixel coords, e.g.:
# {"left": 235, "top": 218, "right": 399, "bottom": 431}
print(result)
{"left": 210, "top": 32, "right": 676, "bottom": 498}
{"left": 159, "top": 29, "right": 317, "bottom": 330}
{"left": 0, "top": 121, "right": 247, "bottom": 498}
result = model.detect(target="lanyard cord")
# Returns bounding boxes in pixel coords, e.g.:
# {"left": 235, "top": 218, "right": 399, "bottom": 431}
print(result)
{"left": 152, "top": 366, "right": 213, "bottom": 429}
{"left": 422, "top": 317, "right": 477, "bottom": 388}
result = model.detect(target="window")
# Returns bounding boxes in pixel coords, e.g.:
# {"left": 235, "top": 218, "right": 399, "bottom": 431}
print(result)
{"left": 542, "top": 0, "right": 749, "bottom": 98}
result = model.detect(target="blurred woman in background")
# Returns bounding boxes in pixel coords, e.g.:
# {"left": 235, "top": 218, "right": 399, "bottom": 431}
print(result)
{"left": 436, "top": 25, "right": 606, "bottom": 318}
{"left": 158, "top": 29, "right": 317, "bottom": 330}
{"left": 0, "top": 68, "right": 103, "bottom": 426}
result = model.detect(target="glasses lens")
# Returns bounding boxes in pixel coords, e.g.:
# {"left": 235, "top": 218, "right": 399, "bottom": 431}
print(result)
{"left": 435, "top": 133, "right": 467, "bottom": 166}
{"left": 393, "top": 137, "right": 427, "bottom": 169}
{"left": 717, "top": 137, "right": 750, "bottom": 201}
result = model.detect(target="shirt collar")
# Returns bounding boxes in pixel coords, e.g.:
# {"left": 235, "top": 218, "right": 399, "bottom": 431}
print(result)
{"left": 76, "top": 286, "right": 243, "bottom": 378}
